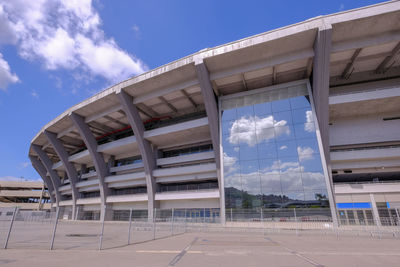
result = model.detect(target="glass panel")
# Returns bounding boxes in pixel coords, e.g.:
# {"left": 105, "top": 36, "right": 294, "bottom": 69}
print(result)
{"left": 241, "top": 173, "right": 261, "bottom": 195}
{"left": 221, "top": 82, "right": 331, "bottom": 213}
{"left": 222, "top": 109, "right": 237, "bottom": 122}
{"left": 260, "top": 174, "right": 281, "bottom": 192}
{"left": 296, "top": 138, "right": 320, "bottom": 154}
{"left": 239, "top": 145, "right": 258, "bottom": 161}
{"left": 273, "top": 111, "right": 293, "bottom": 125}
{"left": 274, "top": 124, "right": 295, "bottom": 141}
{"left": 254, "top": 102, "right": 272, "bottom": 116}
{"left": 301, "top": 171, "right": 326, "bottom": 190}
{"left": 294, "top": 123, "right": 316, "bottom": 139}
{"left": 280, "top": 171, "right": 303, "bottom": 192}
{"left": 272, "top": 99, "right": 290, "bottom": 112}
{"left": 257, "top": 141, "right": 278, "bottom": 159}
{"left": 263, "top": 192, "right": 283, "bottom": 208}
{"left": 276, "top": 140, "right": 298, "bottom": 158}
{"left": 292, "top": 108, "right": 313, "bottom": 124}
{"left": 282, "top": 191, "right": 305, "bottom": 204}
{"left": 290, "top": 96, "right": 310, "bottom": 109}
{"left": 237, "top": 105, "right": 254, "bottom": 118}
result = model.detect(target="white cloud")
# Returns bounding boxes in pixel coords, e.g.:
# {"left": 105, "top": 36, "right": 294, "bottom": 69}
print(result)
{"left": 279, "top": 145, "right": 287, "bottom": 150}
{"left": 132, "top": 24, "right": 140, "bottom": 32}
{"left": 132, "top": 24, "right": 141, "bottom": 39}
{"left": 223, "top": 152, "right": 238, "bottom": 175}
{"left": 30, "top": 90, "right": 39, "bottom": 98}
{"left": 0, "top": 5, "right": 17, "bottom": 44}
{"left": 37, "top": 28, "right": 78, "bottom": 69}
{"left": 228, "top": 115, "right": 289, "bottom": 147}
{"left": 304, "top": 110, "right": 315, "bottom": 132}
{"left": 19, "top": 162, "right": 30, "bottom": 168}
{"left": 225, "top": 158, "right": 326, "bottom": 195}
{"left": 0, "top": 52, "right": 19, "bottom": 91}
{"left": 0, "top": 0, "right": 147, "bottom": 85}
{"left": 297, "top": 146, "right": 314, "bottom": 161}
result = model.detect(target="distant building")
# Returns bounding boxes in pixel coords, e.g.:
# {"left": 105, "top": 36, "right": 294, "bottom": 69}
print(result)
{"left": 0, "top": 181, "right": 51, "bottom": 210}
{"left": 28, "top": 1, "right": 400, "bottom": 225}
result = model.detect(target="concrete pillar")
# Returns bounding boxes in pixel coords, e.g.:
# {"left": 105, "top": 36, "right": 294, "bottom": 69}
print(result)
{"left": 31, "top": 145, "right": 63, "bottom": 207}
{"left": 370, "top": 193, "right": 382, "bottom": 227}
{"left": 69, "top": 113, "right": 111, "bottom": 221}
{"left": 108, "top": 155, "right": 116, "bottom": 175}
{"left": 117, "top": 90, "right": 157, "bottom": 222}
{"left": 44, "top": 131, "right": 79, "bottom": 220}
{"left": 29, "top": 155, "right": 56, "bottom": 205}
{"left": 312, "top": 27, "right": 338, "bottom": 227}
{"left": 194, "top": 59, "right": 225, "bottom": 224}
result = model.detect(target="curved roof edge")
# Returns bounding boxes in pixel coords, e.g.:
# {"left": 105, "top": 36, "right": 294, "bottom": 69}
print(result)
{"left": 30, "top": 0, "right": 400, "bottom": 144}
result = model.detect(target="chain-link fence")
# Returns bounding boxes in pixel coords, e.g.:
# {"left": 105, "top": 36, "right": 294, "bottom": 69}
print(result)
{"left": 0, "top": 206, "right": 399, "bottom": 251}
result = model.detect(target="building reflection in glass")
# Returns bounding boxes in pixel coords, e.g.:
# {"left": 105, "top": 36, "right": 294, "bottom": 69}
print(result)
{"left": 221, "top": 83, "right": 330, "bottom": 210}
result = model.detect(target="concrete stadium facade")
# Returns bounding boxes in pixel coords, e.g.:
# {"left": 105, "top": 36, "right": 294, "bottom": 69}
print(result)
{"left": 0, "top": 181, "right": 51, "bottom": 210}
{"left": 29, "top": 1, "right": 400, "bottom": 225}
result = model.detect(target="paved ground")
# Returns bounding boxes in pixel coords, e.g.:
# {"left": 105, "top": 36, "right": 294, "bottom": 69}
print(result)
{"left": 0, "top": 231, "right": 399, "bottom": 267}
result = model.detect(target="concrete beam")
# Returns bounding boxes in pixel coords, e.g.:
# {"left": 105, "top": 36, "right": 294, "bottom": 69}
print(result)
{"left": 210, "top": 48, "right": 313, "bottom": 81}
{"left": 376, "top": 41, "right": 400, "bottom": 74}
{"left": 159, "top": 96, "right": 178, "bottom": 113}
{"left": 69, "top": 113, "right": 110, "bottom": 221}
{"left": 331, "top": 31, "right": 400, "bottom": 53}
{"left": 117, "top": 90, "right": 157, "bottom": 221}
{"left": 312, "top": 28, "right": 338, "bottom": 226}
{"left": 29, "top": 155, "right": 56, "bottom": 204}
{"left": 341, "top": 48, "right": 362, "bottom": 79}
{"left": 31, "top": 145, "right": 62, "bottom": 206}
{"left": 195, "top": 60, "right": 224, "bottom": 223}
{"left": 44, "top": 131, "right": 79, "bottom": 219}
{"left": 181, "top": 89, "right": 198, "bottom": 108}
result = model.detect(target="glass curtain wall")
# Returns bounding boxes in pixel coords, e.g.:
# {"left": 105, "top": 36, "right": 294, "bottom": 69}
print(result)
{"left": 221, "top": 82, "right": 330, "bottom": 211}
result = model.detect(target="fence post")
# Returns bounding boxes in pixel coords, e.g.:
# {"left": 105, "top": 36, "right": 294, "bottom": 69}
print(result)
{"left": 185, "top": 208, "right": 187, "bottom": 223}
{"left": 171, "top": 208, "right": 174, "bottom": 236}
{"left": 98, "top": 206, "right": 106, "bottom": 250}
{"left": 153, "top": 208, "right": 156, "bottom": 240}
{"left": 49, "top": 207, "right": 60, "bottom": 250}
{"left": 127, "top": 209, "right": 132, "bottom": 245}
{"left": 4, "top": 207, "right": 18, "bottom": 249}
{"left": 260, "top": 208, "right": 263, "bottom": 223}
{"left": 75, "top": 205, "right": 79, "bottom": 220}
{"left": 294, "top": 208, "right": 298, "bottom": 236}
{"left": 230, "top": 208, "right": 233, "bottom": 222}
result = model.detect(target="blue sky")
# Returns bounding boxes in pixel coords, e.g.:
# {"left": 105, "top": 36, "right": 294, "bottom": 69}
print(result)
{"left": 0, "top": 0, "right": 384, "bottom": 181}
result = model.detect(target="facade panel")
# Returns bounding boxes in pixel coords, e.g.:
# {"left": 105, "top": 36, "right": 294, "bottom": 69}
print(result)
{"left": 221, "top": 82, "right": 332, "bottom": 215}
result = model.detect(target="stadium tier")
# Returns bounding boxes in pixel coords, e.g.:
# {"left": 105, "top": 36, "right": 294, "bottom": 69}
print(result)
{"left": 29, "top": 1, "right": 400, "bottom": 225}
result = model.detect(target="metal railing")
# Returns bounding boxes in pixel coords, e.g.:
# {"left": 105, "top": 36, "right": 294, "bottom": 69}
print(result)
{"left": 0, "top": 207, "right": 399, "bottom": 251}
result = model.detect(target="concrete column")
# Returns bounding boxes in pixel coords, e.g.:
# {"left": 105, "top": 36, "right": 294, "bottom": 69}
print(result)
{"left": 370, "top": 193, "right": 382, "bottom": 227}
{"left": 312, "top": 27, "right": 338, "bottom": 227}
{"left": 31, "top": 145, "right": 63, "bottom": 207}
{"left": 108, "top": 155, "right": 116, "bottom": 175}
{"left": 69, "top": 113, "right": 111, "bottom": 221}
{"left": 313, "top": 27, "right": 332, "bottom": 163}
{"left": 194, "top": 59, "right": 225, "bottom": 223}
{"left": 29, "top": 155, "right": 56, "bottom": 205}
{"left": 80, "top": 164, "right": 87, "bottom": 178}
{"left": 44, "top": 131, "right": 79, "bottom": 220}
{"left": 117, "top": 90, "right": 157, "bottom": 221}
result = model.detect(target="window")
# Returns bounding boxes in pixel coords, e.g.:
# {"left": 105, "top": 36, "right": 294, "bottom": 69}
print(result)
{"left": 221, "top": 82, "right": 330, "bottom": 210}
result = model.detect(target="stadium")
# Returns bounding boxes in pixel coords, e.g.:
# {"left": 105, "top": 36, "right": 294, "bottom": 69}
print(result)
{"left": 28, "top": 1, "right": 400, "bottom": 227}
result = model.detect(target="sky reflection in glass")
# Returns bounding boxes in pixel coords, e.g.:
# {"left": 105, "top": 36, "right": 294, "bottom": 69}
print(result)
{"left": 222, "top": 87, "right": 329, "bottom": 209}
